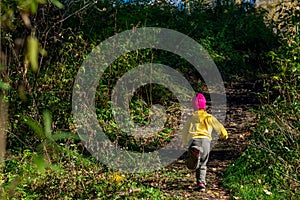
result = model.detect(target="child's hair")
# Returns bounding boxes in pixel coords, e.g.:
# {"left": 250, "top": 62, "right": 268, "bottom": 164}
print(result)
{"left": 192, "top": 93, "right": 206, "bottom": 110}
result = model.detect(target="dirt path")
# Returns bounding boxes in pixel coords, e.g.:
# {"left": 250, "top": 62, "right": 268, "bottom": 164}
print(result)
{"left": 139, "top": 80, "right": 260, "bottom": 199}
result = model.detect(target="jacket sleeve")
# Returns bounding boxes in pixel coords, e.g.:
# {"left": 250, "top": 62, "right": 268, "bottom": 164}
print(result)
{"left": 181, "top": 117, "right": 192, "bottom": 146}
{"left": 211, "top": 116, "right": 228, "bottom": 139}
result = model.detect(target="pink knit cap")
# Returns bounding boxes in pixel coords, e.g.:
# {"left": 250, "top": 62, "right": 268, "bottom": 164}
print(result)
{"left": 192, "top": 93, "right": 206, "bottom": 110}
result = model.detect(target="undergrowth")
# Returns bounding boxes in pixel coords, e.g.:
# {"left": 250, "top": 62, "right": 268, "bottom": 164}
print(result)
{"left": 0, "top": 148, "right": 175, "bottom": 199}
{"left": 223, "top": 102, "right": 300, "bottom": 199}
{"left": 223, "top": 1, "right": 300, "bottom": 199}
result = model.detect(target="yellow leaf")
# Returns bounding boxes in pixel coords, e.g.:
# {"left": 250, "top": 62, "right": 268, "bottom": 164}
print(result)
{"left": 27, "top": 36, "right": 39, "bottom": 72}
{"left": 108, "top": 172, "right": 125, "bottom": 184}
{"left": 214, "top": 191, "right": 219, "bottom": 196}
{"left": 39, "top": 48, "right": 47, "bottom": 56}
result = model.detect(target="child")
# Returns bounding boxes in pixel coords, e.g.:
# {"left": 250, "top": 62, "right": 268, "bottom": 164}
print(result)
{"left": 181, "top": 93, "right": 228, "bottom": 192}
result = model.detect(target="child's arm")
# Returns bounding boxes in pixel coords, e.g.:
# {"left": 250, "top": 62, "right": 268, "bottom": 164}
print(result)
{"left": 181, "top": 117, "right": 192, "bottom": 146}
{"left": 211, "top": 116, "right": 228, "bottom": 139}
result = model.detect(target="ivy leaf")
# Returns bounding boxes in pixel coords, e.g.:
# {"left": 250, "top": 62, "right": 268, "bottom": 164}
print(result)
{"left": 24, "top": 117, "right": 45, "bottom": 140}
{"left": 0, "top": 79, "right": 10, "bottom": 90}
{"left": 43, "top": 110, "right": 52, "bottom": 140}
{"left": 19, "top": 0, "right": 46, "bottom": 14}
{"left": 33, "top": 154, "right": 47, "bottom": 173}
{"left": 50, "top": 0, "right": 64, "bottom": 9}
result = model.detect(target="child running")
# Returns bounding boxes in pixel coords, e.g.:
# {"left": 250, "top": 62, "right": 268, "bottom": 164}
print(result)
{"left": 181, "top": 93, "right": 228, "bottom": 192}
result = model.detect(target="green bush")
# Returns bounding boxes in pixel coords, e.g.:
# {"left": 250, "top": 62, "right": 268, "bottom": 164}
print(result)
{"left": 223, "top": 2, "right": 300, "bottom": 199}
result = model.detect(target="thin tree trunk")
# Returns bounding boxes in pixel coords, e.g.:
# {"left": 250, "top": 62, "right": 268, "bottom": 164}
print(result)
{"left": 0, "top": 93, "right": 8, "bottom": 163}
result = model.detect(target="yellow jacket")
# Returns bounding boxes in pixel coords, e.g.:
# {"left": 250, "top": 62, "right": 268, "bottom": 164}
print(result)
{"left": 181, "top": 110, "right": 228, "bottom": 145}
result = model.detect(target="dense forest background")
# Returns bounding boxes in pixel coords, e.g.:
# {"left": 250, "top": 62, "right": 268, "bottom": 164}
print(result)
{"left": 0, "top": 0, "right": 299, "bottom": 199}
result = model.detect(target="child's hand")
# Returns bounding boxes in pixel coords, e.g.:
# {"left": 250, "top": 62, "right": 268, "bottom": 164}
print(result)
{"left": 219, "top": 128, "right": 228, "bottom": 140}
{"left": 221, "top": 132, "right": 228, "bottom": 140}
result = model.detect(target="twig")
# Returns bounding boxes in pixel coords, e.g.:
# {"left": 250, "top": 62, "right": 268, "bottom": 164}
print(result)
{"left": 6, "top": 130, "right": 34, "bottom": 150}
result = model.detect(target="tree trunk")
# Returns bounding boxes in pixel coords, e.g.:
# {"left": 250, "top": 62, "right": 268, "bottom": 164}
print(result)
{"left": 0, "top": 93, "right": 8, "bottom": 163}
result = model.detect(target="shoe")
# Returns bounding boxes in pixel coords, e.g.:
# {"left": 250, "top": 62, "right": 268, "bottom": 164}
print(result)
{"left": 191, "top": 147, "right": 200, "bottom": 157}
{"left": 186, "top": 146, "right": 201, "bottom": 170}
{"left": 196, "top": 183, "right": 205, "bottom": 192}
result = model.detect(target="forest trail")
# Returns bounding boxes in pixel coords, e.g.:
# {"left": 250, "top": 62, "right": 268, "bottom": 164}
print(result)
{"left": 138, "top": 80, "right": 260, "bottom": 199}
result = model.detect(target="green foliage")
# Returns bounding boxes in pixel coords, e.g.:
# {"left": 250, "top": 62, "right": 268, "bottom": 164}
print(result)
{"left": 1, "top": 149, "right": 173, "bottom": 199}
{"left": 6, "top": 0, "right": 278, "bottom": 151}
{"left": 25, "top": 36, "right": 47, "bottom": 72}
{"left": 0, "top": 80, "right": 10, "bottom": 91}
{"left": 2, "top": 0, "right": 297, "bottom": 198}
{"left": 223, "top": 104, "right": 300, "bottom": 198}
{"left": 49, "top": 0, "right": 64, "bottom": 9}
{"left": 22, "top": 110, "right": 80, "bottom": 170}
{"left": 223, "top": 2, "right": 300, "bottom": 199}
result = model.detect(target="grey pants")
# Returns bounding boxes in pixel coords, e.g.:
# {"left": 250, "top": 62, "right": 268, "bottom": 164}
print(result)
{"left": 190, "top": 138, "right": 211, "bottom": 184}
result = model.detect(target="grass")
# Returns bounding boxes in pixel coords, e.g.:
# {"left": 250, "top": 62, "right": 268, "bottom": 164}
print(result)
{"left": 223, "top": 102, "right": 300, "bottom": 200}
